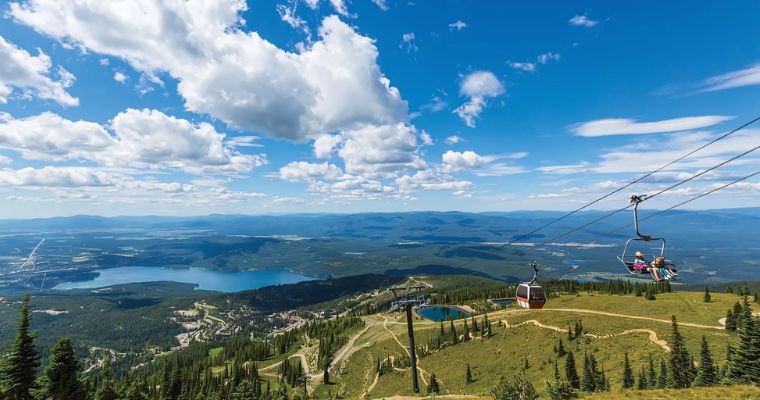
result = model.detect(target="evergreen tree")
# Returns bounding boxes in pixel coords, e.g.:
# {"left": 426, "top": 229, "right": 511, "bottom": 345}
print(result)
{"left": 636, "top": 368, "right": 647, "bottom": 390}
{"left": 703, "top": 286, "right": 711, "bottom": 302}
{"left": 554, "top": 361, "right": 560, "bottom": 380}
{"left": 427, "top": 374, "right": 440, "bottom": 394}
{"left": 730, "top": 295, "right": 760, "bottom": 383}
{"left": 35, "top": 337, "right": 84, "bottom": 400}
{"left": 523, "top": 357, "right": 530, "bottom": 370}
{"left": 622, "top": 352, "right": 634, "bottom": 389}
{"left": 450, "top": 321, "right": 458, "bottom": 345}
{"left": 725, "top": 309, "right": 736, "bottom": 332}
{"left": 657, "top": 359, "right": 669, "bottom": 388}
{"left": 463, "top": 319, "right": 470, "bottom": 342}
{"left": 491, "top": 376, "right": 537, "bottom": 400}
{"left": 733, "top": 302, "right": 745, "bottom": 329}
{"left": 694, "top": 336, "right": 717, "bottom": 386}
{"left": 669, "top": 316, "right": 693, "bottom": 388}
{"left": 94, "top": 361, "right": 117, "bottom": 400}
{"left": 323, "top": 367, "right": 329, "bottom": 385}
{"left": 545, "top": 378, "right": 577, "bottom": 400}
{"left": 466, "top": 364, "right": 473, "bottom": 384}
{"left": 557, "top": 339, "right": 566, "bottom": 357}
{"left": 581, "top": 355, "right": 595, "bottom": 392}
{"left": 565, "top": 352, "right": 579, "bottom": 389}
{"left": 0, "top": 294, "right": 39, "bottom": 400}
{"left": 647, "top": 354, "right": 656, "bottom": 388}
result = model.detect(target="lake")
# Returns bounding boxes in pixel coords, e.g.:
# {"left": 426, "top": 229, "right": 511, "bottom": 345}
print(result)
{"left": 52, "top": 266, "right": 317, "bottom": 292}
{"left": 416, "top": 305, "right": 471, "bottom": 321}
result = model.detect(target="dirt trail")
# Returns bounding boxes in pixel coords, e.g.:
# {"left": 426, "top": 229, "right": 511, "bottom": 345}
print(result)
{"left": 538, "top": 308, "right": 724, "bottom": 330}
{"left": 501, "top": 318, "right": 671, "bottom": 351}
{"left": 383, "top": 315, "right": 430, "bottom": 387}
{"left": 330, "top": 320, "right": 381, "bottom": 374}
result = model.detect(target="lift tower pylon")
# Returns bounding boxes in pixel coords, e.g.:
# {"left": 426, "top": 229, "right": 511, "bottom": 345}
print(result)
{"left": 389, "top": 284, "right": 425, "bottom": 393}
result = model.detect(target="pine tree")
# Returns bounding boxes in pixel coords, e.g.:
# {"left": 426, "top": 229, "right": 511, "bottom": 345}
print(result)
{"left": 545, "top": 378, "right": 578, "bottom": 400}
{"left": 703, "top": 286, "right": 711, "bottom": 302}
{"left": 323, "top": 367, "right": 329, "bottom": 385}
{"left": 730, "top": 295, "right": 760, "bottom": 383}
{"left": 523, "top": 357, "right": 530, "bottom": 370}
{"left": 725, "top": 309, "right": 737, "bottom": 332}
{"left": 35, "top": 337, "right": 84, "bottom": 400}
{"left": 427, "top": 374, "right": 440, "bottom": 393}
{"left": 693, "top": 336, "right": 717, "bottom": 386}
{"left": 669, "top": 316, "right": 693, "bottom": 388}
{"left": 491, "top": 376, "right": 538, "bottom": 400}
{"left": 465, "top": 364, "right": 473, "bottom": 384}
{"left": 733, "top": 302, "right": 745, "bottom": 329}
{"left": 565, "top": 352, "right": 579, "bottom": 389}
{"left": 582, "top": 354, "right": 595, "bottom": 392}
{"left": 622, "top": 352, "right": 634, "bottom": 389}
{"left": 0, "top": 294, "right": 39, "bottom": 400}
{"left": 463, "top": 319, "right": 470, "bottom": 342}
{"left": 557, "top": 339, "right": 566, "bottom": 357}
{"left": 450, "top": 321, "right": 458, "bottom": 345}
{"left": 94, "top": 361, "right": 117, "bottom": 400}
{"left": 637, "top": 368, "right": 647, "bottom": 390}
{"left": 657, "top": 359, "right": 669, "bottom": 388}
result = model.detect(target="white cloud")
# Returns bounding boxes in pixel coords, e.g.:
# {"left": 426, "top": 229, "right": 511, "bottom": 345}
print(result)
{"left": 444, "top": 135, "right": 465, "bottom": 145}
{"left": 401, "top": 32, "right": 417, "bottom": 52}
{"left": 698, "top": 64, "right": 760, "bottom": 92}
{"left": 454, "top": 70, "right": 504, "bottom": 128}
{"left": 225, "top": 136, "right": 262, "bottom": 148}
{"left": 313, "top": 133, "right": 343, "bottom": 159}
{"left": 329, "top": 0, "right": 350, "bottom": 16}
{"left": 277, "top": 1, "right": 310, "bottom": 35}
{"left": 397, "top": 169, "right": 472, "bottom": 193}
{"left": 0, "top": 34, "right": 78, "bottom": 106}
{"left": 537, "top": 52, "right": 560, "bottom": 64}
{"left": 0, "top": 166, "right": 115, "bottom": 187}
{"left": 0, "top": 155, "right": 13, "bottom": 165}
{"left": 0, "top": 112, "right": 113, "bottom": 161}
{"left": 338, "top": 123, "right": 426, "bottom": 178}
{"left": 568, "top": 15, "right": 597, "bottom": 27}
{"left": 279, "top": 161, "right": 343, "bottom": 182}
{"left": 421, "top": 95, "right": 448, "bottom": 113}
{"left": 371, "top": 0, "right": 388, "bottom": 10}
{"left": 113, "top": 71, "right": 128, "bottom": 83}
{"left": 508, "top": 62, "right": 536, "bottom": 72}
{"left": 540, "top": 129, "right": 760, "bottom": 175}
{"left": 448, "top": 20, "right": 467, "bottom": 31}
{"left": 572, "top": 115, "right": 734, "bottom": 137}
{"left": 10, "top": 3, "right": 406, "bottom": 142}
{"left": 441, "top": 150, "right": 484, "bottom": 172}
{"left": 420, "top": 131, "right": 433, "bottom": 145}
{"left": 0, "top": 110, "right": 266, "bottom": 175}
{"left": 99, "top": 58, "right": 109, "bottom": 66}
{"left": 304, "top": 0, "right": 320, "bottom": 9}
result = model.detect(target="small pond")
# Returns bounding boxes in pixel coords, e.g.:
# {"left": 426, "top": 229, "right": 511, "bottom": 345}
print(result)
{"left": 416, "top": 305, "right": 471, "bottom": 321}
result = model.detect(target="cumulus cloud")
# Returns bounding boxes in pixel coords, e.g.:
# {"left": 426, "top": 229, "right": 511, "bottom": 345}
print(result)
{"left": 113, "top": 71, "right": 127, "bottom": 83}
{"left": 0, "top": 34, "right": 78, "bottom": 106}
{"left": 441, "top": 150, "right": 484, "bottom": 172}
{"left": 0, "top": 109, "right": 266, "bottom": 175}
{"left": 454, "top": 71, "right": 504, "bottom": 127}
{"left": 0, "top": 166, "right": 115, "bottom": 187}
{"left": 338, "top": 123, "right": 426, "bottom": 178}
{"left": 329, "top": 0, "right": 350, "bottom": 16}
{"left": 537, "top": 52, "right": 560, "bottom": 64}
{"left": 448, "top": 20, "right": 467, "bottom": 31}
{"left": 568, "top": 15, "right": 597, "bottom": 27}
{"left": 10, "top": 2, "right": 406, "bottom": 141}
{"left": 508, "top": 52, "right": 559, "bottom": 73}
{"left": 396, "top": 169, "right": 472, "bottom": 193}
{"left": 279, "top": 161, "right": 343, "bottom": 182}
{"left": 313, "top": 133, "right": 343, "bottom": 159}
{"left": 277, "top": 1, "right": 310, "bottom": 36}
{"left": 571, "top": 115, "right": 734, "bottom": 137}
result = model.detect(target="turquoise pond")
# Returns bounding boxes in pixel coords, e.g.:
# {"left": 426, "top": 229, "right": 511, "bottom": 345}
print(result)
{"left": 52, "top": 266, "right": 316, "bottom": 292}
{"left": 416, "top": 305, "right": 472, "bottom": 321}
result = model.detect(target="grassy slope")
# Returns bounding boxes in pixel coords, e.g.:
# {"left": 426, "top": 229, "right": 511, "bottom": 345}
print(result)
{"left": 320, "top": 290, "right": 759, "bottom": 399}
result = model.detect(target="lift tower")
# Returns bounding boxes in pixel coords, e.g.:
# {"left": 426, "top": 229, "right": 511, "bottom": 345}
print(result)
{"left": 389, "top": 284, "right": 425, "bottom": 393}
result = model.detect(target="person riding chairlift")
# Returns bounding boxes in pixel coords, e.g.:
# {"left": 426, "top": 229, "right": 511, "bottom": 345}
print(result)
{"left": 632, "top": 251, "right": 648, "bottom": 273}
{"left": 652, "top": 257, "right": 677, "bottom": 280}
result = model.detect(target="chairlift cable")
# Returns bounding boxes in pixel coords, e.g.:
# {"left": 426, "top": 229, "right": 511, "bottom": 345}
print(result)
{"left": 539, "top": 142, "right": 760, "bottom": 244}
{"left": 504, "top": 115, "right": 760, "bottom": 246}
{"left": 608, "top": 170, "right": 760, "bottom": 233}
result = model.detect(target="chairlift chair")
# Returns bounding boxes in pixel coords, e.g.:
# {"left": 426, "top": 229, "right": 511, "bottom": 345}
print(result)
{"left": 617, "top": 195, "right": 677, "bottom": 281}
{"left": 516, "top": 261, "right": 546, "bottom": 309}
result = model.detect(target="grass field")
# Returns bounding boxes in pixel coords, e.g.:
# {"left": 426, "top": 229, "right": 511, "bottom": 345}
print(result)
{"left": 311, "top": 289, "right": 760, "bottom": 399}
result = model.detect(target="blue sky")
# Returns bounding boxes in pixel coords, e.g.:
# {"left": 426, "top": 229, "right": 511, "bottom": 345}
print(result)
{"left": 0, "top": 0, "right": 759, "bottom": 218}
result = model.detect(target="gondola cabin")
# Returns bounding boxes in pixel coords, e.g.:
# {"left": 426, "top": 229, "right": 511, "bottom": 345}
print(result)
{"left": 516, "top": 261, "right": 546, "bottom": 309}
{"left": 516, "top": 282, "right": 546, "bottom": 309}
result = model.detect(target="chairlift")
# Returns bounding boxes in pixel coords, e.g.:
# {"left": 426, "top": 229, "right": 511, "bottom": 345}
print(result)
{"left": 617, "top": 195, "right": 677, "bottom": 281}
{"left": 516, "top": 261, "right": 546, "bottom": 309}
